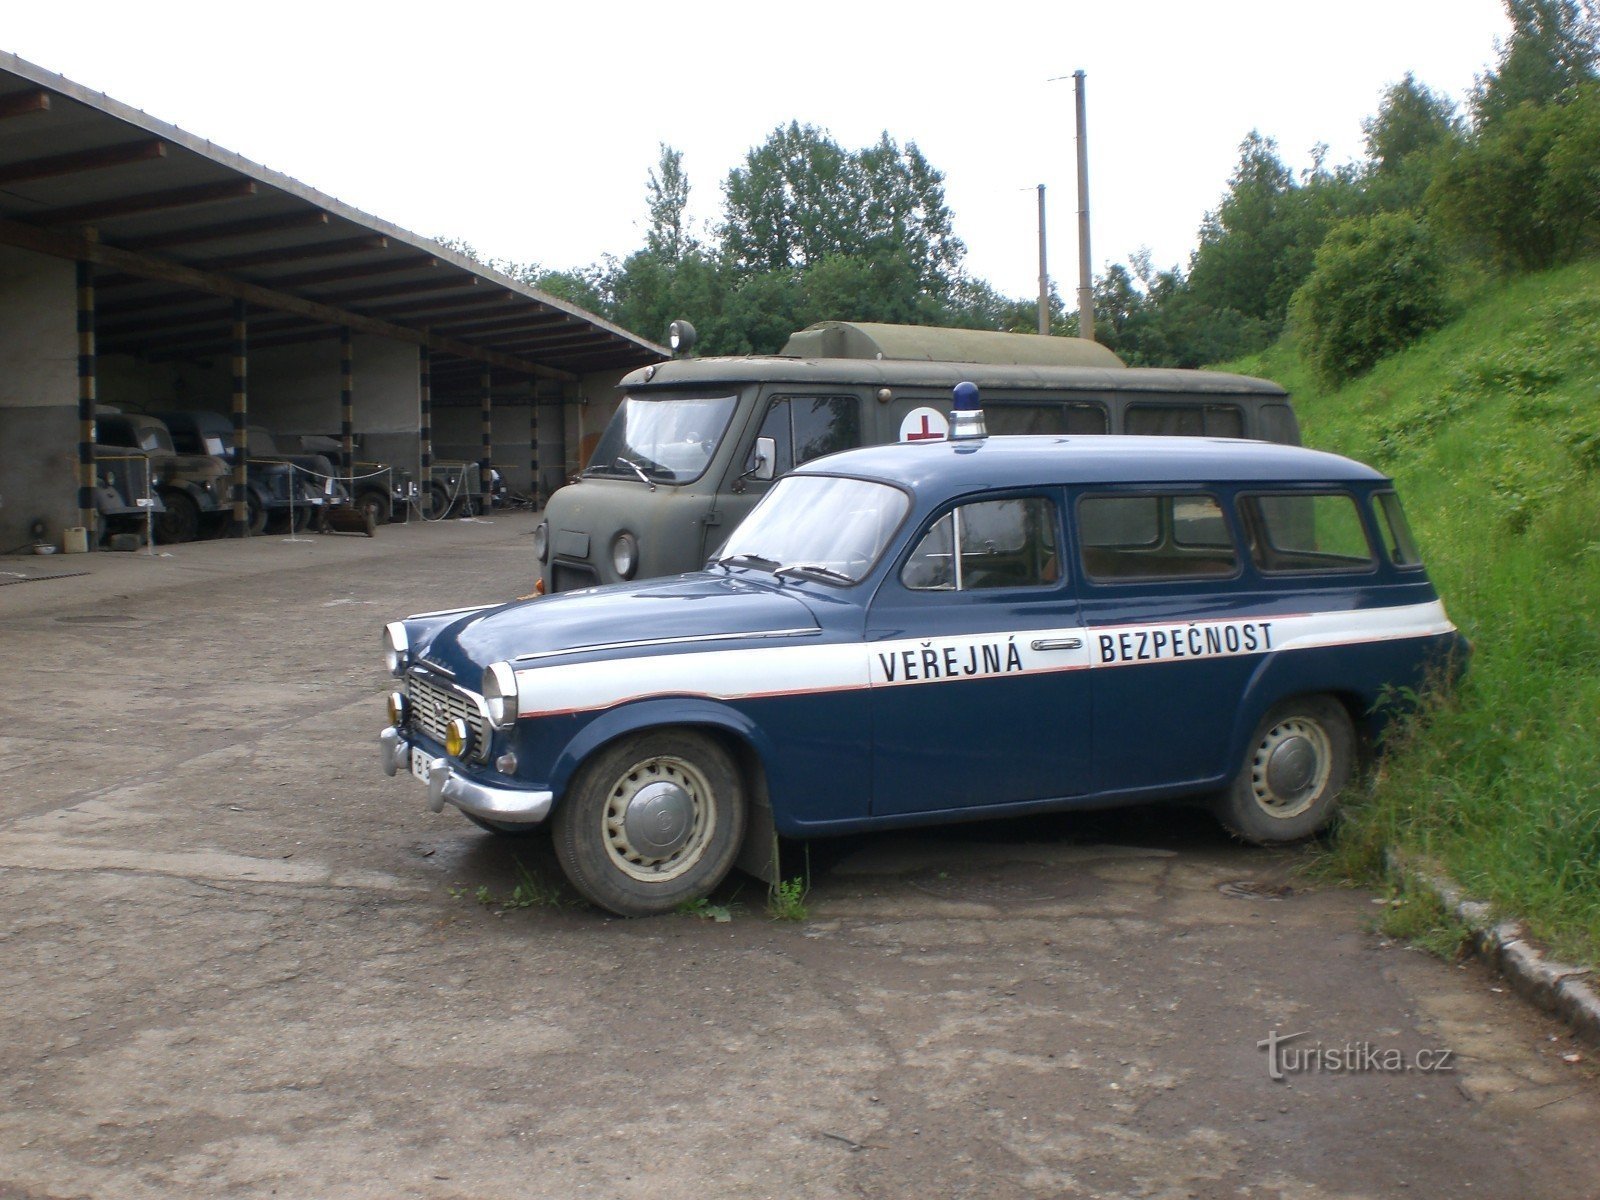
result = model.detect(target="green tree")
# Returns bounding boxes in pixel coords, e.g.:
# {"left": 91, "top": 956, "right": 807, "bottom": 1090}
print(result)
{"left": 1362, "top": 73, "right": 1465, "bottom": 211}
{"left": 1291, "top": 212, "right": 1451, "bottom": 385}
{"left": 1472, "top": 0, "right": 1600, "bottom": 123}
{"left": 645, "top": 144, "right": 692, "bottom": 263}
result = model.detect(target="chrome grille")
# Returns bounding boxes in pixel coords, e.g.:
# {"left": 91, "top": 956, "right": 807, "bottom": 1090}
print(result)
{"left": 408, "top": 673, "right": 487, "bottom": 760}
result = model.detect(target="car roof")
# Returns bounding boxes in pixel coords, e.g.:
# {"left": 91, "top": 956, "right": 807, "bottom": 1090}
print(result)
{"left": 794, "top": 435, "right": 1387, "bottom": 490}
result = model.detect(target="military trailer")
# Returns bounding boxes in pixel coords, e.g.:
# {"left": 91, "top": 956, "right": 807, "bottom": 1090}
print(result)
{"left": 535, "top": 321, "right": 1302, "bottom": 594}
{"left": 93, "top": 410, "right": 230, "bottom": 544}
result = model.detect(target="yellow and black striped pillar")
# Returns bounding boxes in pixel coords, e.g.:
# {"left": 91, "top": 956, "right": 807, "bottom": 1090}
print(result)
{"left": 339, "top": 326, "right": 354, "bottom": 477}
{"left": 231, "top": 300, "right": 249, "bottom": 537}
{"left": 528, "top": 387, "right": 540, "bottom": 508}
{"left": 75, "top": 260, "right": 96, "bottom": 542}
{"left": 418, "top": 343, "right": 432, "bottom": 499}
{"left": 479, "top": 368, "right": 493, "bottom": 499}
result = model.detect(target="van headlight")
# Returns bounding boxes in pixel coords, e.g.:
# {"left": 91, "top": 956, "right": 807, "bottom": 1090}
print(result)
{"left": 383, "top": 622, "right": 410, "bottom": 677}
{"left": 612, "top": 531, "right": 639, "bottom": 580}
{"left": 533, "top": 520, "right": 549, "bottom": 563}
{"left": 482, "top": 661, "right": 518, "bottom": 728}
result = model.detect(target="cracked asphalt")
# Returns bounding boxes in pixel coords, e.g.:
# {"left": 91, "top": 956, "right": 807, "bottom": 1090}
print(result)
{"left": 2, "top": 515, "right": 1597, "bottom": 1200}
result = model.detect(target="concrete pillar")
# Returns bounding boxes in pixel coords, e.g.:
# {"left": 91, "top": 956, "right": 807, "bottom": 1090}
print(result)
{"left": 76, "top": 260, "right": 96, "bottom": 538}
{"left": 479, "top": 367, "right": 493, "bottom": 498}
{"left": 339, "top": 326, "right": 353, "bottom": 477}
{"left": 230, "top": 300, "right": 249, "bottom": 536}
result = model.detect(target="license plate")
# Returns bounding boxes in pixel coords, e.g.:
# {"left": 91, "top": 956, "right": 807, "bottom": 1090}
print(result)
{"left": 410, "top": 746, "right": 433, "bottom": 782}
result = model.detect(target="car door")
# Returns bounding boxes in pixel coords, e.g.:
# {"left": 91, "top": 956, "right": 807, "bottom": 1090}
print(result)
{"left": 864, "top": 490, "right": 1093, "bottom": 816}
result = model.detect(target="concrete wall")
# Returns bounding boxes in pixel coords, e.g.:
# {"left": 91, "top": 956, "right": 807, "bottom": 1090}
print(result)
{"left": 98, "top": 355, "right": 230, "bottom": 414}
{"left": 0, "top": 245, "right": 77, "bottom": 551}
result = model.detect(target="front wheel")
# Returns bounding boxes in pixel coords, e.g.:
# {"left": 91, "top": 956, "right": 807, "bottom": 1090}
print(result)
{"left": 553, "top": 729, "right": 746, "bottom": 916}
{"left": 153, "top": 491, "right": 199, "bottom": 544}
{"left": 1213, "top": 696, "right": 1355, "bottom": 843}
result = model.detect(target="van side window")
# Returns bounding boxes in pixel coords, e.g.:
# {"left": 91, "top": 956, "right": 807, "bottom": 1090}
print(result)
{"left": 987, "top": 403, "right": 1108, "bottom": 435}
{"left": 1125, "top": 404, "right": 1245, "bottom": 438}
{"left": 755, "top": 395, "right": 861, "bottom": 478}
{"left": 1373, "top": 491, "right": 1424, "bottom": 568}
{"left": 1237, "top": 493, "right": 1375, "bottom": 573}
{"left": 1078, "top": 494, "right": 1239, "bottom": 581}
{"left": 902, "top": 497, "right": 1061, "bottom": 591}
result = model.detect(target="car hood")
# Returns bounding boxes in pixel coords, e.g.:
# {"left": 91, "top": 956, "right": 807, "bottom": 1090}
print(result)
{"left": 414, "top": 572, "right": 822, "bottom": 682}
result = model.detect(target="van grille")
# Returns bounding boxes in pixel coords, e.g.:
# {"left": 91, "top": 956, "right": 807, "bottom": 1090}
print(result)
{"left": 552, "top": 562, "right": 599, "bottom": 593}
{"left": 408, "top": 673, "right": 487, "bottom": 760}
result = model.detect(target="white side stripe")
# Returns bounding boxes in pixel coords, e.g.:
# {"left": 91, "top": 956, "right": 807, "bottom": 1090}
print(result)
{"left": 513, "top": 601, "right": 1456, "bottom": 718}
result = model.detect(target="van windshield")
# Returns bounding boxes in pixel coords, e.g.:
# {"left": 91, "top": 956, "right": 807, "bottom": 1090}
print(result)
{"left": 585, "top": 393, "right": 738, "bottom": 485}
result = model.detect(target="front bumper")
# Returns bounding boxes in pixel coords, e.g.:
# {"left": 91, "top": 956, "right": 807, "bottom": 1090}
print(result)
{"left": 378, "top": 727, "right": 553, "bottom": 827}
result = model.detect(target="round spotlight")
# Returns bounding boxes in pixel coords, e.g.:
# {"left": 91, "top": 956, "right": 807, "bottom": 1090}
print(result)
{"left": 385, "top": 690, "right": 408, "bottom": 727}
{"left": 445, "top": 717, "right": 473, "bottom": 759}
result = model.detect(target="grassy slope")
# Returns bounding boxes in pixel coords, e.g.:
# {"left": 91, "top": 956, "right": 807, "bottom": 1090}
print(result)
{"left": 1226, "top": 260, "right": 1600, "bottom": 963}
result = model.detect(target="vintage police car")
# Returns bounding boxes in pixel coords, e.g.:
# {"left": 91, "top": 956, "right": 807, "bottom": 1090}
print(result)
{"left": 380, "top": 392, "right": 1464, "bottom": 916}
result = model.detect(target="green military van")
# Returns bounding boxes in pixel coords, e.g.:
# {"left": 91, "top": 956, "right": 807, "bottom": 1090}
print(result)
{"left": 535, "top": 322, "right": 1299, "bottom": 593}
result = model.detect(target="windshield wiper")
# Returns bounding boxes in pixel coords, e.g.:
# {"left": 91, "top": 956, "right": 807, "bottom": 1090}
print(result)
{"left": 614, "top": 456, "right": 656, "bottom": 491}
{"left": 773, "top": 563, "right": 856, "bottom": 585}
{"left": 713, "top": 552, "right": 779, "bottom": 572}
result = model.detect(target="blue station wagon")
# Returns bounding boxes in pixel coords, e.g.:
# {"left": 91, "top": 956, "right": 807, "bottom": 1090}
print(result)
{"left": 380, "top": 397, "right": 1465, "bottom": 916}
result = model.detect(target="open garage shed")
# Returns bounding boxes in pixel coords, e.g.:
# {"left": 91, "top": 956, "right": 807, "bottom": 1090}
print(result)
{"left": 0, "top": 52, "right": 665, "bottom": 551}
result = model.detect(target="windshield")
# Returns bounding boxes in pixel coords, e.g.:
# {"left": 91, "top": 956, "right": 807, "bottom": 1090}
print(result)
{"left": 714, "top": 474, "right": 909, "bottom": 584}
{"left": 584, "top": 393, "right": 738, "bottom": 484}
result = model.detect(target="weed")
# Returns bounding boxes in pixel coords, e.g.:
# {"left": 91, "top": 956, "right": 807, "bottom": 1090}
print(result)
{"left": 471, "top": 856, "right": 570, "bottom": 911}
{"left": 1378, "top": 883, "right": 1473, "bottom": 961}
{"left": 676, "top": 897, "right": 735, "bottom": 922}
{"left": 767, "top": 876, "right": 809, "bottom": 921}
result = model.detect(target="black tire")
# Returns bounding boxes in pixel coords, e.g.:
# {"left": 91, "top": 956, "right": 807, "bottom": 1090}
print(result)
{"left": 553, "top": 729, "right": 746, "bottom": 916}
{"left": 425, "top": 481, "right": 453, "bottom": 520}
{"left": 154, "top": 491, "right": 200, "bottom": 544}
{"left": 245, "top": 492, "right": 267, "bottom": 536}
{"left": 355, "top": 488, "right": 392, "bottom": 526}
{"left": 290, "top": 504, "right": 312, "bottom": 532}
{"left": 1213, "top": 696, "right": 1355, "bottom": 843}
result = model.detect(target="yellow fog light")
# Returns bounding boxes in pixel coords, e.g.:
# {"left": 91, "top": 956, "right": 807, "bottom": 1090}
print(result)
{"left": 386, "top": 691, "right": 408, "bottom": 726}
{"left": 445, "top": 717, "right": 473, "bottom": 759}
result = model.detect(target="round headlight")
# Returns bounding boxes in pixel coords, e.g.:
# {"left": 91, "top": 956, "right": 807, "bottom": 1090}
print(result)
{"left": 532, "top": 520, "right": 549, "bottom": 563}
{"left": 382, "top": 621, "right": 409, "bottom": 677}
{"left": 445, "top": 717, "right": 473, "bottom": 759}
{"left": 612, "top": 531, "right": 639, "bottom": 580}
{"left": 385, "top": 690, "right": 408, "bottom": 726}
{"left": 482, "top": 661, "right": 518, "bottom": 729}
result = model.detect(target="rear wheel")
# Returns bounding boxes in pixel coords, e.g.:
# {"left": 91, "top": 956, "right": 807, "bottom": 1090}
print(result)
{"left": 425, "top": 481, "right": 454, "bottom": 520}
{"left": 1213, "top": 696, "right": 1355, "bottom": 843}
{"left": 553, "top": 729, "right": 746, "bottom": 916}
{"left": 154, "top": 491, "right": 199, "bottom": 544}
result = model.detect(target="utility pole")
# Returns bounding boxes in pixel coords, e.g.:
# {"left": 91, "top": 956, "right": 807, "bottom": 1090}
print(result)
{"left": 1036, "top": 184, "right": 1050, "bottom": 336}
{"left": 1074, "top": 70, "right": 1094, "bottom": 343}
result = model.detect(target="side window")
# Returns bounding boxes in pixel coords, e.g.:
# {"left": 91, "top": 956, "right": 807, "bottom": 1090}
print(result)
{"left": 1259, "top": 402, "right": 1300, "bottom": 446}
{"left": 1079, "top": 493, "right": 1239, "bottom": 581}
{"left": 1125, "top": 404, "right": 1244, "bottom": 438}
{"left": 986, "top": 402, "right": 1109, "bottom": 435}
{"left": 1374, "top": 491, "right": 1424, "bottom": 568}
{"left": 902, "top": 497, "right": 1061, "bottom": 591}
{"left": 753, "top": 395, "right": 860, "bottom": 478}
{"left": 790, "top": 396, "right": 860, "bottom": 465}
{"left": 1237, "top": 493, "right": 1375, "bottom": 573}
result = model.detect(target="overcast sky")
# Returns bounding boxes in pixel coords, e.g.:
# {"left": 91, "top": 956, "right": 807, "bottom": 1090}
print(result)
{"left": 8, "top": 1, "right": 1511, "bottom": 309}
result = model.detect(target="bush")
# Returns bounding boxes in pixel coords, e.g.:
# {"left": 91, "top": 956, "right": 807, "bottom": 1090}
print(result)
{"left": 1291, "top": 212, "right": 1451, "bottom": 385}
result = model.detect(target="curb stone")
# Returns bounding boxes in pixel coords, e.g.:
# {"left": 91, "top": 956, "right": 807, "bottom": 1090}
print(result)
{"left": 1384, "top": 849, "right": 1600, "bottom": 1050}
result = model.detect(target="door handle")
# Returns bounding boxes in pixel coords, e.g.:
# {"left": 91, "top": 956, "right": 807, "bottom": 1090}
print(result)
{"left": 1031, "top": 637, "right": 1083, "bottom": 651}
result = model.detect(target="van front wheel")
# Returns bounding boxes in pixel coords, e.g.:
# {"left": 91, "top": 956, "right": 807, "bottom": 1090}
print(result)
{"left": 553, "top": 730, "right": 745, "bottom": 916}
{"left": 1215, "top": 697, "right": 1354, "bottom": 843}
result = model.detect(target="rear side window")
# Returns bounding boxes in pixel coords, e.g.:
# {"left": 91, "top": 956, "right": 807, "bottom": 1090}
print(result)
{"left": 1374, "top": 491, "right": 1423, "bottom": 568}
{"left": 902, "top": 497, "right": 1061, "bottom": 591}
{"left": 1078, "top": 494, "right": 1239, "bottom": 581}
{"left": 1238, "top": 493, "right": 1375, "bottom": 573}
{"left": 1125, "top": 404, "right": 1245, "bottom": 438}
{"left": 987, "top": 402, "right": 1108, "bottom": 435}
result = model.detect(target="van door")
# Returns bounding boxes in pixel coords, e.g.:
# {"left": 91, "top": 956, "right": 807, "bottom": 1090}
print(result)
{"left": 705, "top": 393, "right": 863, "bottom": 561}
{"left": 866, "top": 492, "right": 1092, "bottom": 815}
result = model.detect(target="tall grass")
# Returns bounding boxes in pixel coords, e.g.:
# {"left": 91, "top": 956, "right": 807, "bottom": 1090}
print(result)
{"left": 1230, "top": 261, "right": 1600, "bottom": 963}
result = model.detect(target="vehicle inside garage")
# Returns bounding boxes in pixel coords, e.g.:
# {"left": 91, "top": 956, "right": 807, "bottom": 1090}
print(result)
{"left": 0, "top": 51, "right": 664, "bottom": 551}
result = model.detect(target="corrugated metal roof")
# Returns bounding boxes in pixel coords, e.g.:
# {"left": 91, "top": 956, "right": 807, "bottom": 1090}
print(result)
{"left": 0, "top": 52, "right": 667, "bottom": 383}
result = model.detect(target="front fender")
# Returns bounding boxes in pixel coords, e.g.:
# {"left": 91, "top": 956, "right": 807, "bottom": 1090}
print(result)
{"left": 545, "top": 697, "right": 773, "bottom": 804}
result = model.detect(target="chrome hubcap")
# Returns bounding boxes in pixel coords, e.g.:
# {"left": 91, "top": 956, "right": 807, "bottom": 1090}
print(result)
{"left": 602, "top": 755, "right": 714, "bottom": 883}
{"left": 1249, "top": 717, "right": 1331, "bottom": 819}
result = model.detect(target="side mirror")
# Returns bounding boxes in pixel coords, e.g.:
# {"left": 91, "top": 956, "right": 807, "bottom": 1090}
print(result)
{"left": 752, "top": 436, "right": 776, "bottom": 482}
